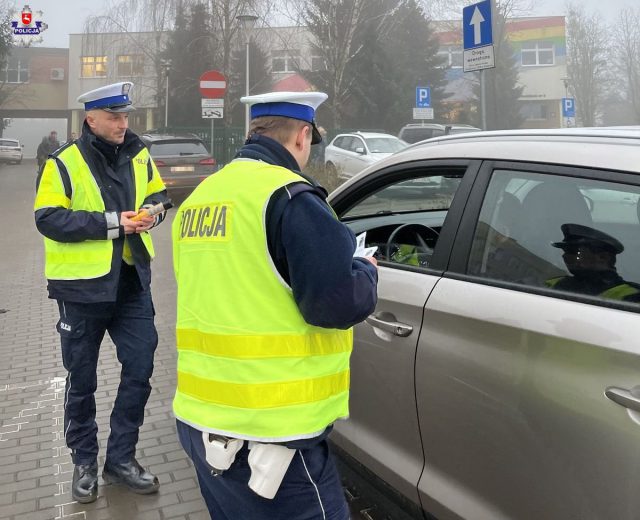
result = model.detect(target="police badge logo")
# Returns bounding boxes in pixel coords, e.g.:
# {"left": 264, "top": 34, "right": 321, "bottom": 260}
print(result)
{"left": 10, "top": 5, "right": 48, "bottom": 46}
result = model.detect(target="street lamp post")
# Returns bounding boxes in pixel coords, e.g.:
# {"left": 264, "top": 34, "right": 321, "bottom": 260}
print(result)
{"left": 237, "top": 14, "right": 258, "bottom": 138}
{"left": 160, "top": 59, "right": 171, "bottom": 129}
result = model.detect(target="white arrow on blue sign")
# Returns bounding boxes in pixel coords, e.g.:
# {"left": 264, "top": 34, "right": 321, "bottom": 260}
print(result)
{"left": 463, "top": 0, "right": 493, "bottom": 50}
{"left": 416, "top": 86, "right": 431, "bottom": 108}
{"left": 562, "top": 98, "right": 575, "bottom": 118}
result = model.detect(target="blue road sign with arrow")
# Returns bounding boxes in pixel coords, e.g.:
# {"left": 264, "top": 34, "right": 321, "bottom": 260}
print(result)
{"left": 463, "top": 0, "right": 493, "bottom": 50}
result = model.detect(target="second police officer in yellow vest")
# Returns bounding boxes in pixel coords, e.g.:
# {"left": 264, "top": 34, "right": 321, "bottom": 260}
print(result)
{"left": 172, "top": 91, "right": 379, "bottom": 519}
{"left": 34, "top": 82, "right": 170, "bottom": 504}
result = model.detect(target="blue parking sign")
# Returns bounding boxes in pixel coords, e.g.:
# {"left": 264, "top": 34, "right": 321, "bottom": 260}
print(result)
{"left": 416, "top": 87, "right": 431, "bottom": 108}
{"left": 562, "top": 98, "right": 575, "bottom": 118}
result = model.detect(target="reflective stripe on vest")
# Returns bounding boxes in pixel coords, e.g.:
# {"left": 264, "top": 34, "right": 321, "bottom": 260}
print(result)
{"left": 172, "top": 160, "right": 353, "bottom": 442}
{"left": 600, "top": 283, "right": 640, "bottom": 300}
{"left": 36, "top": 144, "right": 156, "bottom": 280}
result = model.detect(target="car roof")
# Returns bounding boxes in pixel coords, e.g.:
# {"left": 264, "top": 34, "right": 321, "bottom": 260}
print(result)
{"left": 333, "top": 127, "right": 640, "bottom": 194}
{"left": 141, "top": 133, "right": 203, "bottom": 142}
{"left": 335, "top": 131, "right": 399, "bottom": 139}
{"left": 0, "top": 138, "right": 19, "bottom": 142}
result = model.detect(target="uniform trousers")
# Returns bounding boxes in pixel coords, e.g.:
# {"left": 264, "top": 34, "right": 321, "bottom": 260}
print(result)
{"left": 56, "top": 277, "right": 157, "bottom": 465}
{"left": 176, "top": 420, "right": 350, "bottom": 520}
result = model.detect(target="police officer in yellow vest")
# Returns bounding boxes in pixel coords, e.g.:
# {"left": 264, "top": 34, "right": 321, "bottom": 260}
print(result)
{"left": 34, "top": 82, "right": 170, "bottom": 503}
{"left": 172, "top": 91, "right": 378, "bottom": 519}
{"left": 546, "top": 223, "right": 640, "bottom": 302}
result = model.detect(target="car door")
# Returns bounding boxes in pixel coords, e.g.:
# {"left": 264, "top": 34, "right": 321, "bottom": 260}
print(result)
{"left": 331, "top": 136, "right": 353, "bottom": 174}
{"left": 416, "top": 161, "right": 640, "bottom": 520}
{"left": 329, "top": 160, "right": 480, "bottom": 509}
{"left": 345, "top": 136, "right": 370, "bottom": 175}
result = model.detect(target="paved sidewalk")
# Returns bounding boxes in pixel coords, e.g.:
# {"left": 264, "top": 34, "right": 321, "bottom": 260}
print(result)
{"left": 0, "top": 161, "right": 209, "bottom": 520}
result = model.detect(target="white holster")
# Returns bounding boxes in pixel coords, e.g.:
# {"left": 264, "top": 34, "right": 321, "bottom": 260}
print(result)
{"left": 247, "top": 441, "right": 297, "bottom": 499}
{"left": 202, "top": 433, "right": 244, "bottom": 475}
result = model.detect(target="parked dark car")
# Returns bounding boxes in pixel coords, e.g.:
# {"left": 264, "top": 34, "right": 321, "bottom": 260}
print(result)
{"left": 140, "top": 133, "right": 216, "bottom": 202}
{"left": 398, "top": 123, "right": 481, "bottom": 144}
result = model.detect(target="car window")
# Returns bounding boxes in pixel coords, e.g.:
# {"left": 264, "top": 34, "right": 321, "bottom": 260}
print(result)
{"left": 364, "top": 137, "right": 407, "bottom": 153}
{"left": 348, "top": 137, "right": 365, "bottom": 152}
{"left": 148, "top": 140, "right": 208, "bottom": 157}
{"left": 0, "top": 139, "right": 18, "bottom": 147}
{"left": 337, "top": 136, "right": 354, "bottom": 150}
{"left": 340, "top": 172, "right": 463, "bottom": 268}
{"left": 332, "top": 136, "right": 346, "bottom": 149}
{"left": 468, "top": 168, "right": 640, "bottom": 305}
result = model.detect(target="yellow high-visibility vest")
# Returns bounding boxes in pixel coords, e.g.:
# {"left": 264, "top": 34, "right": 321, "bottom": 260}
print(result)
{"left": 34, "top": 143, "right": 165, "bottom": 280}
{"left": 172, "top": 160, "right": 353, "bottom": 442}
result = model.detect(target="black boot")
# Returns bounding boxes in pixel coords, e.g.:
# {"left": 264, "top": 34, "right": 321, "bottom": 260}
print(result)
{"left": 102, "top": 458, "right": 160, "bottom": 495}
{"left": 72, "top": 462, "right": 98, "bottom": 503}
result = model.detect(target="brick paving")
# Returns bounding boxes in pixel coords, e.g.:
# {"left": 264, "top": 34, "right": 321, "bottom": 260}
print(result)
{"left": 0, "top": 161, "right": 209, "bottom": 519}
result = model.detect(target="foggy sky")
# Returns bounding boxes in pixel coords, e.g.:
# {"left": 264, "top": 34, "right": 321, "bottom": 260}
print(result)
{"left": 12, "top": 0, "right": 638, "bottom": 49}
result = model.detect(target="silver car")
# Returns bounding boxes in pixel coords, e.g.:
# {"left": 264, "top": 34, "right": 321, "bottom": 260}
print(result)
{"left": 324, "top": 131, "right": 408, "bottom": 179}
{"left": 328, "top": 128, "right": 640, "bottom": 520}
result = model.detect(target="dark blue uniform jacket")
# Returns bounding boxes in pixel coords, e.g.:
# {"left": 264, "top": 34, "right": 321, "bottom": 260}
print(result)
{"left": 35, "top": 122, "right": 169, "bottom": 303}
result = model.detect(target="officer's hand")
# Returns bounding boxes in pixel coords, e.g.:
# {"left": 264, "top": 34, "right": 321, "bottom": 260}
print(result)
{"left": 364, "top": 256, "right": 378, "bottom": 268}
{"left": 120, "top": 211, "right": 143, "bottom": 235}
{"left": 135, "top": 214, "right": 155, "bottom": 233}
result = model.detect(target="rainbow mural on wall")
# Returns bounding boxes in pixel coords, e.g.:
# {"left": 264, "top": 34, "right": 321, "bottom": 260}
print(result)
{"left": 437, "top": 16, "right": 566, "bottom": 58}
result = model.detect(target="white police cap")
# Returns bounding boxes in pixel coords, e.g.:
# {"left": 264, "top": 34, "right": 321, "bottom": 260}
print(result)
{"left": 241, "top": 91, "right": 328, "bottom": 144}
{"left": 77, "top": 81, "right": 135, "bottom": 113}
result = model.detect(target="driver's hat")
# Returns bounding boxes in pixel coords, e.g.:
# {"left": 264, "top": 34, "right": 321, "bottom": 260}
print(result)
{"left": 551, "top": 223, "right": 624, "bottom": 254}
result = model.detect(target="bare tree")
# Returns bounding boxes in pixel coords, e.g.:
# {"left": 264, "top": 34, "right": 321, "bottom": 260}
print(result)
{"left": 82, "top": 0, "right": 180, "bottom": 110}
{"left": 612, "top": 7, "right": 640, "bottom": 123}
{"left": 565, "top": 3, "right": 610, "bottom": 126}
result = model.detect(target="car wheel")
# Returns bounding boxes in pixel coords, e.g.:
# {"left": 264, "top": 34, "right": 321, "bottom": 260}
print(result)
{"left": 326, "top": 161, "right": 337, "bottom": 175}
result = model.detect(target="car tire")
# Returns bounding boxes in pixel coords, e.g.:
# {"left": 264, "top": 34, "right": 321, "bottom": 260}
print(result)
{"left": 326, "top": 161, "right": 337, "bottom": 175}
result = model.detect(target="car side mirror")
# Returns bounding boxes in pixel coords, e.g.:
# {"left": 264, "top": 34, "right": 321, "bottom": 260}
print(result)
{"left": 21, "top": 144, "right": 24, "bottom": 148}
{"left": 355, "top": 147, "right": 365, "bottom": 154}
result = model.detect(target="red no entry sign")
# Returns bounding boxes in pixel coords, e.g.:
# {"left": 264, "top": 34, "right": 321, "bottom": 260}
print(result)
{"left": 199, "top": 70, "right": 226, "bottom": 98}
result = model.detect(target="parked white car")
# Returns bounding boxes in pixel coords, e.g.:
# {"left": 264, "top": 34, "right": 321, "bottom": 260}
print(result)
{"left": 324, "top": 131, "right": 407, "bottom": 179}
{"left": 0, "top": 138, "right": 23, "bottom": 164}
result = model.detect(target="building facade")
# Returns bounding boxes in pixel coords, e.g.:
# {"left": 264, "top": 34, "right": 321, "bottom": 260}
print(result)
{"left": 436, "top": 16, "right": 568, "bottom": 129}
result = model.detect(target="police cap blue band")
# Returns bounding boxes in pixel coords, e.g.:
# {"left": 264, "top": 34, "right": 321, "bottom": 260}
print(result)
{"left": 85, "top": 94, "right": 130, "bottom": 110}
{"left": 250, "top": 102, "right": 314, "bottom": 123}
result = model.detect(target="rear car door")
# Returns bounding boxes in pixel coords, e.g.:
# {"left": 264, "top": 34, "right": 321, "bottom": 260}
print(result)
{"left": 329, "top": 160, "right": 480, "bottom": 513}
{"left": 416, "top": 161, "right": 640, "bottom": 520}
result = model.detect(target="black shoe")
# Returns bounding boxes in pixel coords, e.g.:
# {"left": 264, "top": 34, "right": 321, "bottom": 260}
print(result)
{"left": 102, "top": 458, "right": 160, "bottom": 495}
{"left": 72, "top": 462, "right": 98, "bottom": 503}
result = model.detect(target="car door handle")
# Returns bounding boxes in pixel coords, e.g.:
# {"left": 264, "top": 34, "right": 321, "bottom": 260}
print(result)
{"left": 365, "top": 315, "right": 413, "bottom": 337}
{"left": 605, "top": 387, "right": 640, "bottom": 413}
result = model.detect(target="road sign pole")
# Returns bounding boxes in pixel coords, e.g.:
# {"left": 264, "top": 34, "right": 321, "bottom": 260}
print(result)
{"left": 211, "top": 118, "right": 215, "bottom": 158}
{"left": 481, "top": 70, "right": 487, "bottom": 130}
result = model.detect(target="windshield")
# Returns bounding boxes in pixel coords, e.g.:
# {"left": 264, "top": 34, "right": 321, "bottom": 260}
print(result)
{"left": 365, "top": 137, "right": 408, "bottom": 153}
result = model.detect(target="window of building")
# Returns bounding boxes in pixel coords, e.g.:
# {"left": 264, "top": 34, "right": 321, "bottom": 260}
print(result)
{"left": 81, "top": 56, "right": 107, "bottom": 78}
{"left": 311, "top": 54, "right": 326, "bottom": 71}
{"left": 2, "top": 58, "right": 29, "bottom": 83}
{"left": 437, "top": 46, "right": 463, "bottom": 68}
{"left": 519, "top": 102, "right": 549, "bottom": 120}
{"left": 271, "top": 50, "right": 300, "bottom": 73}
{"left": 117, "top": 55, "right": 145, "bottom": 77}
{"left": 521, "top": 41, "right": 555, "bottom": 66}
